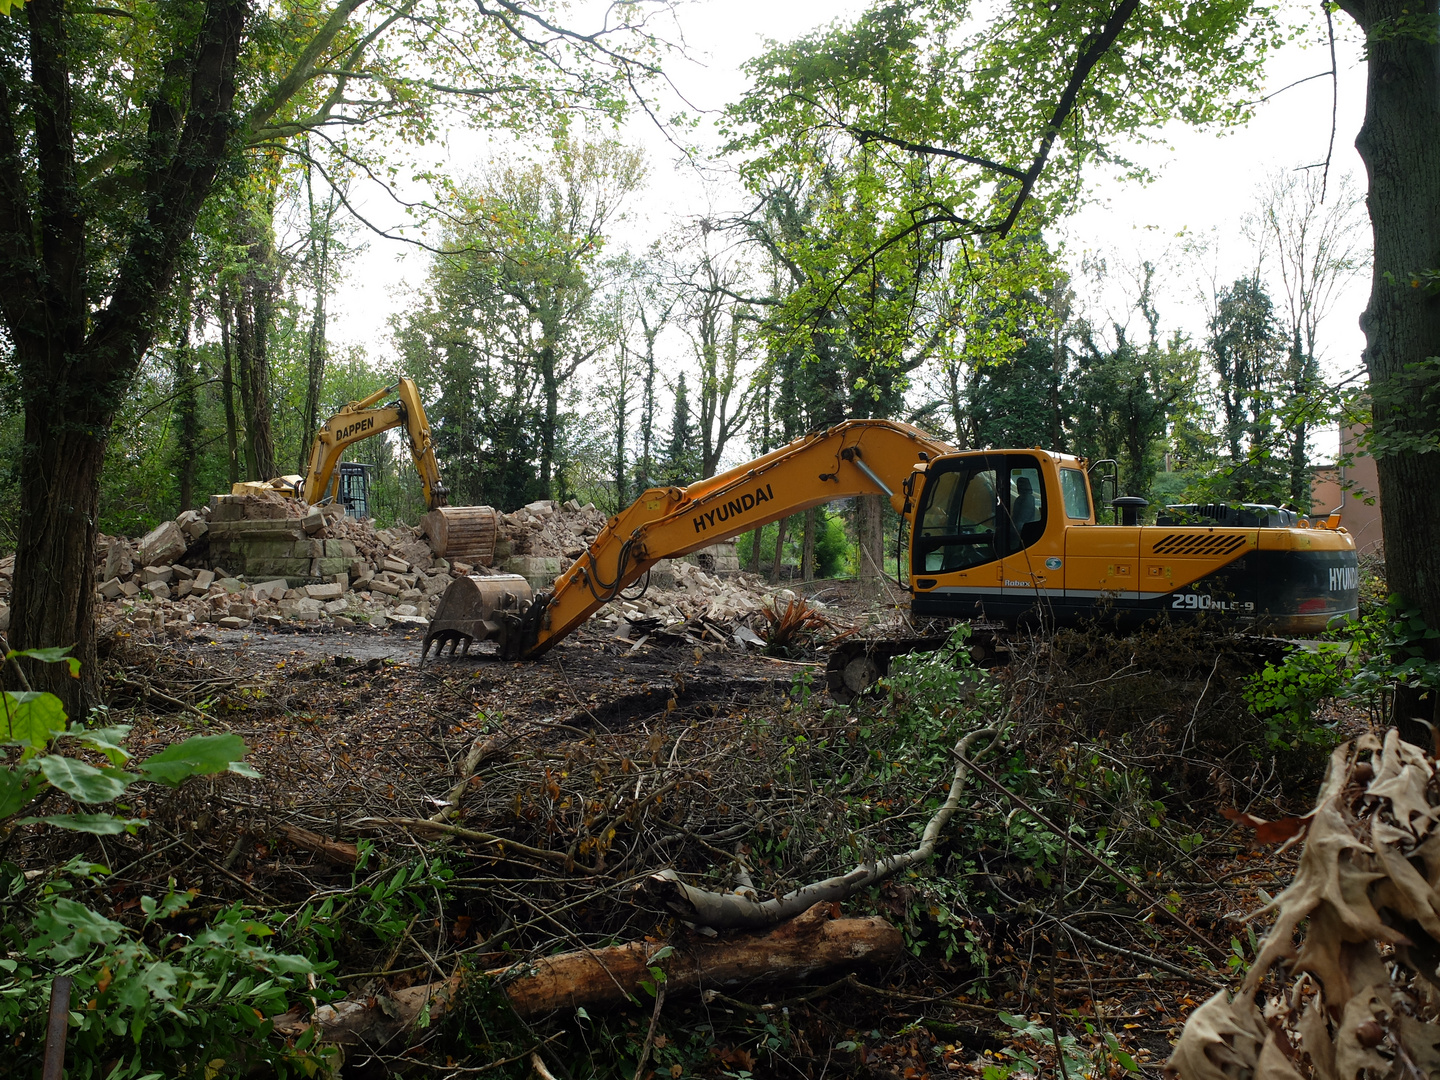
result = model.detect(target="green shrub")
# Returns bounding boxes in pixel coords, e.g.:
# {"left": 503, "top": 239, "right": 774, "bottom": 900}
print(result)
{"left": 0, "top": 648, "right": 335, "bottom": 1078}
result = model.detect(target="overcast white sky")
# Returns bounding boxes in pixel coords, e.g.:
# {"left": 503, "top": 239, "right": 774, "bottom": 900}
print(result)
{"left": 327, "top": 0, "right": 1373, "bottom": 451}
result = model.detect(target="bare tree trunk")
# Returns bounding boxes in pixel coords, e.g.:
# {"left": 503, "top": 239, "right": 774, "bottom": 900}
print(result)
{"left": 173, "top": 280, "right": 198, "bottom": 511}
{"left": 749, "top": 527, "right": 764, "bottom": 573}
{"left": 273, "top": 905, "right": 904, "bottom": 1045}
{"left": 769, "top": 516, "right": 788, "bottom": 583}
{"left": 1338, "top": 0, "right": 1440, "bottom": 745}
{"left": 235, "top": 212, "right": 277, "bottom": 481}
{"left": 219, "top": 284, "right": 240, "bottom": 487}
{"left": 299, "top": 157, "right": 332, "bottom": 474}
{"left": 800, "top": 507, "right": 818, "bottom": 580}
{"left": 858, "top": 494, "right": 884, "bottom": 591}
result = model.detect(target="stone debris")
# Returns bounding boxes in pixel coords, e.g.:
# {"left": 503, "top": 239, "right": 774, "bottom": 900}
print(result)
{"left": 70, "top": 495, "right": 785, "bottom": 648}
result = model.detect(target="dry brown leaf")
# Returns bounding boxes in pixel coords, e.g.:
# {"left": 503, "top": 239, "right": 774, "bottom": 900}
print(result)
{"left": 1368, "top": 730, "right": 1438, "bottom": 839}
{"left": 1256, "top": 1032, "right": 1306, "bottom": 1080}
{"left": 1222, "top": 807, "right": 1312, "bottom": 845}
{"left": 1297, "top": 992, "right": 1338, "bottom": 1080}
{"left": 1398, "top": 1015, "right": 1440, "bottom": 1078}
{"left": 1166, "top": 991, "right": 1267, "bottom": 1080}
{"left": 1334, "top": 984, "right": 1393, "bottom": 1080}
{"left": 1372, "top": 818, "right": 1440, "bottom": 940}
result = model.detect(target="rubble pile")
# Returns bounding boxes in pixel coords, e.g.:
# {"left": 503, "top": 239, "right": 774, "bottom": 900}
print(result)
{"left": 73, "top": 495, "right": 787, "bottom": 645}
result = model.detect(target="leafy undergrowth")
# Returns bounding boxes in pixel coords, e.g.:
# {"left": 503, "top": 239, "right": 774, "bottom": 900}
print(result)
{"left": 1, "top": 614, "right": 1376, "bottom": 1078}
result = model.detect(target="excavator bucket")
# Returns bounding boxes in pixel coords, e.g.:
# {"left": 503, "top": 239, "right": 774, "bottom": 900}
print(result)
{"left": 421, "top": 574, "right": 534, "bottom": 665}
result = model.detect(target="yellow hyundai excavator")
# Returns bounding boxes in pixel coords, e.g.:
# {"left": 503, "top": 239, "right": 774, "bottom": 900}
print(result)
{"left": 232, "top": 377, "right": 497, "bottom": 564}
{"left": 422, "top": 420, "right": 1358, "bottom": 692}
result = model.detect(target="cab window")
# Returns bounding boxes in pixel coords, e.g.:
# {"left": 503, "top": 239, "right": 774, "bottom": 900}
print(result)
{"left": 1001, "top": 456, "right": 1046, "bottom": 555}
{"left": 913, "top": 460, "right": 998, "bottom": 574}
{"left": 1059, "top": 468, "right": 1091, "bottom": 520}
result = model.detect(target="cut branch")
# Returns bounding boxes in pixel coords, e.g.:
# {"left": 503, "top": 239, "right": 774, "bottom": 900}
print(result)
{"left": 641, "top": 726, "right": 997, "bottom": 929}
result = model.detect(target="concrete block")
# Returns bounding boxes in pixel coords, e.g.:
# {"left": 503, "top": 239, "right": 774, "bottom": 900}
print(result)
{"left": 120, "top": 579, "right": 140, "bottom": 598}
{"left": 398, "top": 588, "right": 423, "bottom": 602}
{"left": 323, "top": 599, "right": 348, "bottom": 614}
{"left": 208, "top": 495, "right": 243, "bottom": 522}
{"left": 140, "top": 520, "right": 186, "bottom": 566}
{"left": 394, "top": 603, "right": 420, "bottom": 616}
{"left": 147, "top": 581, "right": 171, "bottom": 600}
{"left": 172, "top": 564, "right": 196, "bottom": 580}
{"left": 103, "top": 542, "right": 134, "bottom": 580}
{"left": 369, "top": 578, "right": 400, "bottom": 596}
{"left": 251, "top": 579, "right": 289, "bottom": 602}
{"left": 99, "top": 577, "right": 124, "bottom": 599}
{"left": 421, "top": 573, "right": 451, "bottom": 596}
{"left": 139, "top": 565, "right": 174, "bottom": 585}
{"left": 331, "top": 572, "right": 349, "bottom": 593}
{"left": 193, "top": 568, "right": 215, "bottom": 590}
{"left": 305, "top": 582, "right": 343, "bottom": 600}
{"left": 302, "top": 507, "right": 326, "bottom": 535}
{"left": 228, "top": 603, "right": 254, "bottom": 619}
{"left": 218, "top": 577, "right": 247, "bottom": 593}
{"left": 217, "top": 616, "right": 248, "bottom": 629}
{"left": 174, "top": 580, "right": 195, "bottom": 599}
{"left": 382, "top": 557, "right": 410, "bottom": 574}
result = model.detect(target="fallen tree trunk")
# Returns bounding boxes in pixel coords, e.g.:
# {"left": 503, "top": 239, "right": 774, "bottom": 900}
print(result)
{"left": 271, "top": 903, "right": 902, "bottom": 1049}
{"left": 276, "top": 823, "right": 361, "bottom": 868}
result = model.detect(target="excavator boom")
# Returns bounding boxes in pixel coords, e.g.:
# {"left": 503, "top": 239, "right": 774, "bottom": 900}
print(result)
{"left": 301, "top": 378, "right": 449, "bottom": 510}
{"left": 425, "top": 420, "right": 952, "bottom": 662}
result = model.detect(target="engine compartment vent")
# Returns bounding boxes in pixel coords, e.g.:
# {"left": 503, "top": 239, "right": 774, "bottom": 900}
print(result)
{"left": 1150, "top": 532, "right": 1251, "bottom": 557}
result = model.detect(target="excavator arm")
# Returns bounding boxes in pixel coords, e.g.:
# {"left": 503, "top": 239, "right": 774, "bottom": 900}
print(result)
{"left": 508, "top": 420, "right": 953, "bottom": 659}
{"left": 302, "top": 378, "right": 450, "bottom": 510}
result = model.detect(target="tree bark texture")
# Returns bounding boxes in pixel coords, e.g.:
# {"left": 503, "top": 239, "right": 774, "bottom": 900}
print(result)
{"left": 769, "top": 515, "right": 788, "bottom": 583}
{"left": 271, "top": 905, "right": 903, "bottom": 1048}
{"left": 0, "top": 0, "right": 245, "bottom": 708}
{"left": 174, "top": 281, "right": 199, "bottom": 512}
{"left": 235, "top": 214, "right": 277, "bottom": 481}
{"left": 858, "top": 493, "right": 884, "bottom": 589}
{"left": 800, "top": 506, "right": 818, "bottom": 581}
{"left": 219, "top": 284, "right": 241, "bottom": 486}
{"left": 1337, "top": 0, "right": 1440, "bottom": 739}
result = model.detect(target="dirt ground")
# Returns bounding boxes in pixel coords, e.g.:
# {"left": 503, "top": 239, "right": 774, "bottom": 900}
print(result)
{"left": 33, "top": 586, "right": 1320, "bottom": 1079}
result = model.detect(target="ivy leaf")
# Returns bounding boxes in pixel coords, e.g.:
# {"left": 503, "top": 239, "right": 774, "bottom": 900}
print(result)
{"left": 38, "top": 756, "right": 134, "bottom": 803}
{"left": 136, "top": 734, "right": 260, "bottom": 788}
{"left": 1, "top": 692, "right": 69, "bottom": 758}
{"left": 0, "top": 763, "right": 47, "bottom": 819}
{"left": 18, "top": 813, "right": 146, "bottom": 835}
{"left": 71, "top": 724, "right": 133, "bottom": 767}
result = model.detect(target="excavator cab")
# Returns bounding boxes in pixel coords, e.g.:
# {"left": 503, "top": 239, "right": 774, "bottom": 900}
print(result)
{"left": 907, "top": 448, "right": 1357, "bottom": 634}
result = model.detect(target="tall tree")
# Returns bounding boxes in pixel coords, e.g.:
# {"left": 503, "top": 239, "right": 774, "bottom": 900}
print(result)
{"left": 1333, "top": 0, "right": 1440, "bottom": 736}
{"left": 1245, "top": 170, "right": 1367, "bottom": 507}
{"left": 0, "top": 0, "right": 670, "bottom": 705}
{"left": 1204, "top": 275, "right": 1288, "bottom": 499}
{"left": 660, "top": 373, "right": 700, "bottom": 486}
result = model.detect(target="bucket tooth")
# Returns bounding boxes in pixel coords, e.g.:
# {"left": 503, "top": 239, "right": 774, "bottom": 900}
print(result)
{"left": 421, "top": 574, "right": 534, "bottom": 664}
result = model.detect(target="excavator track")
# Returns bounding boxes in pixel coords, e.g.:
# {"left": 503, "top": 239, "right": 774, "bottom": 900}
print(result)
{"left": 823, "top": 627, "right": 1014, "bottom": 703}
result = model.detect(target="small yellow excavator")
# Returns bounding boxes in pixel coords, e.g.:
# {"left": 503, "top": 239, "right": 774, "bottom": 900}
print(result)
{"left": 232, "top": 377, "right": 497, "bottom": 564}
{"left": 423, "top": 419, "right": 1358, "bottom": 690}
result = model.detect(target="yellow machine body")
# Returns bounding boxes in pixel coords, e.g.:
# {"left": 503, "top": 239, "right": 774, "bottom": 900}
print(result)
{"left": 428, "top": 420, "right": 1359, "bottom": 661}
